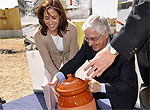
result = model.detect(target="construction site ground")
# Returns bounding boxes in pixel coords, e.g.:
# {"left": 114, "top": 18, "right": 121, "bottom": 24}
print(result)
{"left": 0, "top": 38, "right": 33, "bottom": 103}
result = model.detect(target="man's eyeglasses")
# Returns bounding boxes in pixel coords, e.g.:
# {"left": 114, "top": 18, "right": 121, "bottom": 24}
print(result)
{"left": 84, "top": 34, "right": 103, "bottom": 42}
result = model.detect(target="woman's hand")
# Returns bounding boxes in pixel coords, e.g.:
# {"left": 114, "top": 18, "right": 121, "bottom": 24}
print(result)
{"left": 48, "top": 75, "right": 60, "bottom": 102}
{"left": 88, "top": 79, "right": 101, "bottom": 93}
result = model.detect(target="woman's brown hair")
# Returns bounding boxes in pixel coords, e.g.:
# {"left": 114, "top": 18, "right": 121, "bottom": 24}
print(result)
{"left": 37, "top": 0, "right": 68, "bottom": 37}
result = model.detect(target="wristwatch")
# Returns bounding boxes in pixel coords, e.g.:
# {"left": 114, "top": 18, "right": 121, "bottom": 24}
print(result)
{"left": 108, "top": 44, "right": 119, "bottom": 55}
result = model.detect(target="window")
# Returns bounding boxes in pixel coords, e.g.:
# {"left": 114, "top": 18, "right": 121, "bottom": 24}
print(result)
{"left": 4, "top": 21, "right": 6, "bottom": 24}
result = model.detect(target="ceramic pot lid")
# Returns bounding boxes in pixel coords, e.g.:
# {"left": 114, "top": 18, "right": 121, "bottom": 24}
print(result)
{"left": 57, "top": 74, "right": 88, "bottom": 96}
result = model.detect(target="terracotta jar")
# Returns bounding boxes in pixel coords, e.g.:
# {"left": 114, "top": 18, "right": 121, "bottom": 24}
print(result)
{"left": 57, "top": 74, "right": 96, "bottom": 110}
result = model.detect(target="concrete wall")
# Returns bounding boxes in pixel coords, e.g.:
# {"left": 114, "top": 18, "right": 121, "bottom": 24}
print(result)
{"left": 0, "top": 29, "right": 23, "bottom": 38}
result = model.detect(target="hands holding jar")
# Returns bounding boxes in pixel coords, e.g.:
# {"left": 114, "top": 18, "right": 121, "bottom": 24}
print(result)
{"left": 49, "top": 75, "right": 102, "bottom": 101}
{"left": 87, "top": 79, "right": 102, "bottom": 93}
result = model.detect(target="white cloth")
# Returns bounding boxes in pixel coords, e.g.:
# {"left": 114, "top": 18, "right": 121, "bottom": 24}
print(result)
{"left": 41, "top": 69, "right": 56, "bottom": 110}
{"left": 51, "top": 34, "right": 63, "bottom": 52}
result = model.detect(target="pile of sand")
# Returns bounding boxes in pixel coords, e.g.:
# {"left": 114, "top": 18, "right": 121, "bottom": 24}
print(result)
{"left": 0, "top": 38, "right": 33, "bottom": 103}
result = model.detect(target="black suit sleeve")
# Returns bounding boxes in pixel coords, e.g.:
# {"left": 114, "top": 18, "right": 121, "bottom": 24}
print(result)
{"left": 111, "top": 0, "right": 150, "bottom": 60}
{"left": 105, "top": 57, "right": 138, "bottom": 108}
{"left": 93, "top": 56, "right": 138, "bottom": 108}
{"left": 105, "top": 57, "right": 137, "bottom": 95}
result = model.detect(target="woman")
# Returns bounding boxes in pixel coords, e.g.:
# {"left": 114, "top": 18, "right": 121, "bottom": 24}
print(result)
{"left": 34, "top": 0, "right": 79, "bottom": 109}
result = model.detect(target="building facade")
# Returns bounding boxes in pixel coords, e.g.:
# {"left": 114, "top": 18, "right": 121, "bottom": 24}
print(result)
{"left": 0, "top": 6, "right": 23, "bottom": 38}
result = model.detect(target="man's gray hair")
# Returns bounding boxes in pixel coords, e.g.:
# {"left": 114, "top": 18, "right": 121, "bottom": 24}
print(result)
{"left": 82, "top": 15, "right": 111, "bottom": 35}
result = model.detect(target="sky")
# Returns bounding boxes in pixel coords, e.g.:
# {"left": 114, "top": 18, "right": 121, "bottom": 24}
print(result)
{"left": 0, "top": 0, "right": 18, "bottom": 9}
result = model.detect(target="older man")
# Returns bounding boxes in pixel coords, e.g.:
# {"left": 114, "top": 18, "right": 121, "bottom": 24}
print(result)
{"left": 50, "top": 15, "right": 138, "bottom": 109}
{"left": 84, "top": 1, "right": 149, "bottom": 109}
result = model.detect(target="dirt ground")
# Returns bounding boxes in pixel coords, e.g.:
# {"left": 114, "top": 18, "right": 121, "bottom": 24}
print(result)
{"left": 0, "top": 38, "right": 33, "bottom": 103}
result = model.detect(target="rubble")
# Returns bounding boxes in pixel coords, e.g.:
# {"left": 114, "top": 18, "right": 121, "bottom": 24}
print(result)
{"left": 0, "top": 49, "right": 25, "bottom": 54}
{"left": 21, "top": 16, "right": 39, "bottom": 51}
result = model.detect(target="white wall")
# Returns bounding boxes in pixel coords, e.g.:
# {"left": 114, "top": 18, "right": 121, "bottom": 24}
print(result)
{"left": 26, "top": 50, "right": 44, "bottom": 92}
{"left": 92, "top": 0, "right": 118, "bottom": 18}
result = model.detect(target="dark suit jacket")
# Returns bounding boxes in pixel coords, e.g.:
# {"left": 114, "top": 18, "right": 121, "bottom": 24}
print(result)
{"left": 60, "top": 39, "right": 138, "bottom": 109}
{"left": 110, "top": 0, "right": 149, "bottom": 86}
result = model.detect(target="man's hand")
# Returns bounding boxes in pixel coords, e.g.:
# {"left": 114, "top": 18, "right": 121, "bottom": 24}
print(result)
{"left": 84, "top": 47, "right": 117, "bottom": 78}
{"left": 88, "top": 79, "right": 101, "bottom": 93}
{"left": 48, "top": 75, "right": 60, "bottom": 102}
